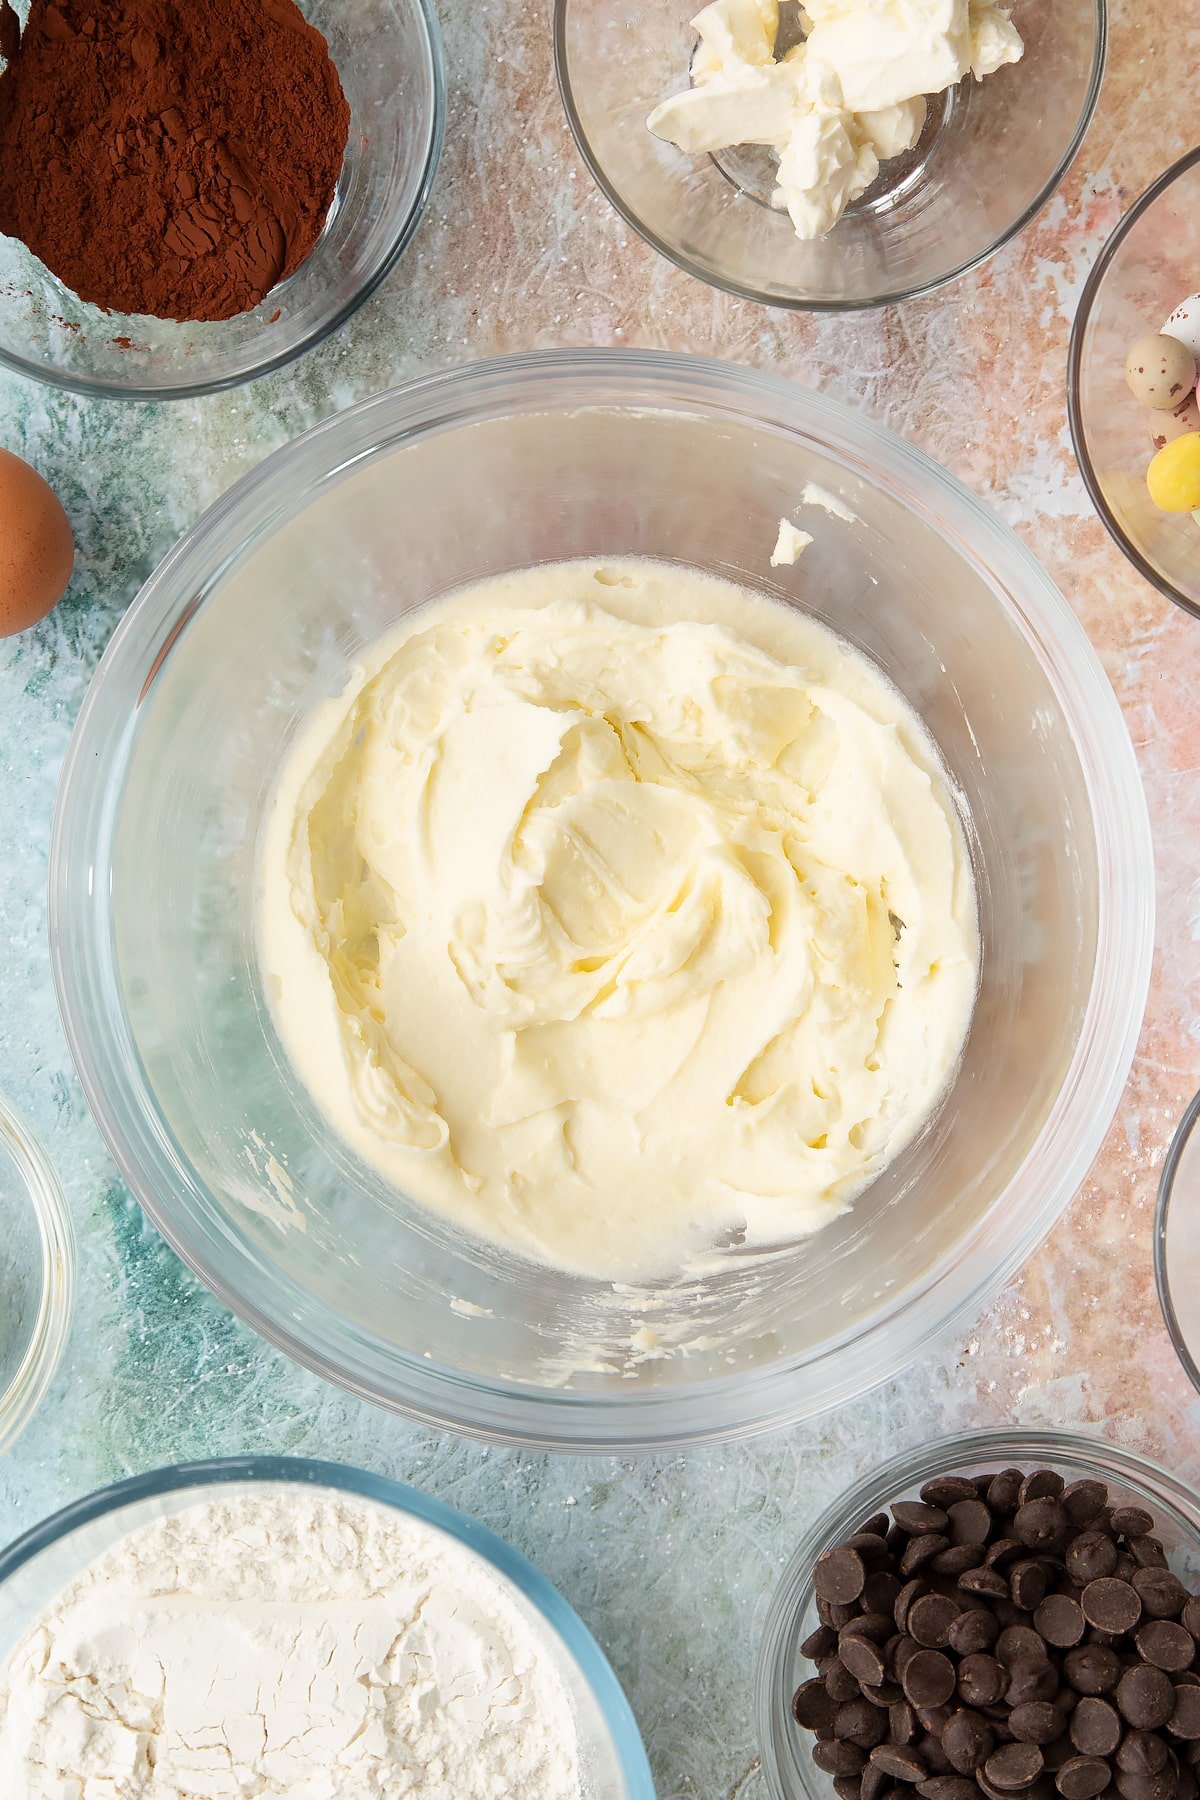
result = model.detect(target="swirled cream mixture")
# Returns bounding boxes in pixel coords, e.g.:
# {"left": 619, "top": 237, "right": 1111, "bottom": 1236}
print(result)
{"left": 258, "top": 560, "right": 977, "bottom": 1280}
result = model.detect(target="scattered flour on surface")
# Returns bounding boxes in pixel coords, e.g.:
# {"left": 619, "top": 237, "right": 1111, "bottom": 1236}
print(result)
{"left": 0, "top": 1487, "right": 583, "bottom": 1799}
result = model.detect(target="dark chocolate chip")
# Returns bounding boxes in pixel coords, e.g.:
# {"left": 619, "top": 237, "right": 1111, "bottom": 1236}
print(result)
{"left": 796, "top": 1677, "right": 838, "bottom": 1729}
{"left": 989, "top": 1542, "right": 1028, "bottom": 1572}
{"left": 910, "top": 1595, "right": 963, "bottom": 1649}
{"left": 959, "top": 1655, "right": 1009, "bottom": 1707}
{"left": 999, "top": 1629, "right": 1050, "bottom": 1669}
{"left": 1068, "top": 1536, "right": 1120, "bottom": 1586}
{"left": 1012, "top": 1563, "right": 1050, "bottom": 1612}
{"left": 834, "top": 1780, "right": 864, "bottom": 1800}
{"left": 1036, "top": 1596, "right": 1086, "bottom": 1649}
{"left": 893, "top": 1638, "right": 921, "bottom": 1680}
{"left": 841, "top": 1636, "right": 890, "bottom": 1688}
{"left": 1021, "top": 1473, "right": 1067, "bottom": 1506}
{"left": 948, "top": 1500, "right": 994, "bottom": 1547}
{"left": 897, "top": 1582, "right": 931, "bottom": 1631}
{"left": 865, "top": 1573, "right": 905, "bottom": 1617}
{"left": 985, "top": 1743, "right": 1046, "bottom": 1791}
{"left": 1014, "top": 1502, "right": 1068, "bottom": 1551}
{"left": 818, "top": 1546, "right": 869, "bottom": 1605}
{"left": 1010, "top": 1704, "right": 1068, "bottom": 1746}
{"left": 901, "top": 1537, "right": 953, "bottom": 1577}
{"left": 1070, "top": 1697, "right": 1123, "bottom": 1756}
{"left": 1062, "top": 1484, "right": 1110, "bottom": 1528}
{"left": 1170, "top": 1687, "right": 1200, "bottom": 1741}
{"left": 942, "top": 1709, "right": 995, "bottom": 1773}
{"left": 870, "top": 1744, "right": 929, "bottom": 1783}
{"left": 1117, "top": 1732, "right": 1170, "bottom": 1776}
{"left": 894, "top": 1502, "right": 952, "bottom": 1535}
{"left": 803, "top": 1624, "right": 839, "bottom": 1661}
{"left": 949, "top": 1610, "right": 1001, "bottom": 1656}
{"left": 849, "top": 1532, "right": 895, "bottom": 1564}
{"left": 987, "top": 1473, "right": 1026, "bottom": 1515}
{"left": 1112, "top": 1769, "right": 1179, "bottom": 1800}
{"left": 923, "top": 1478, "right": 985, "bottom": 1510}
{"left": 1007, "top": 1664, "right": 1061, "bottom": 1708}
{"left": 962, "top": 1569, "right": 1014, "bottom": 1600}
{"left": 891, "top": 1701, "right": 919, "bottom": 1745}
{"left": 917, "top": 1779, "right": 980, "bottom": 1800}
{"left": 1118, "top": 1667, "right": 1178, "bottom": 1731}
{"left": 862, "top": 1514, "right": 892, "bottom": 1537}
{"left": 837, "top": 1699, "right": 891, "bottom": 1749}
{"left": 1135, "top": 1572, "right": 1190, "bottom": 1621}
{"left": 825, "top": 1657, "right": 863, "bottom": 1703}
{"left": 1111, "top": 1510, "right": 1157, "bottom": 1540}
{"left": 1056, "top": 1756, "right": 1113, "bottom": 1799}
{"left": 1139, "top": 1623, "right": 1197, "bottom": 1674}
{"left": 934, "top": 1546, "right": 988, "bottom": 1576}
{"left": 816, "top": 1740, "right": 870, "bottom": 1776}
{"left": 1131, "top": 1540, "right": 1170, "bottom": 1572}
{"left": 844, "top": 1614, "right": 901, "bottom": 1645}
{"left": 903, "top": 1651, "right": 958, "bottom": 1709}
{"left": 1082, "top": 1579, "right": 1143, "bottom": 1635}
{"left": 862, "top": 1682, "right": 906, "bottom": 1708}
{"left": 918, "top": 1730, "right": 954, "bottom": 1774}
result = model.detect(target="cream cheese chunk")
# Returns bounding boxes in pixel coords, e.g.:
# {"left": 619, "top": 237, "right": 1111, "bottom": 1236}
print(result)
{"left": 258, "top": 560, "right": 978, "bottom": 1282}
{"left": 647, "top": 0, "right": 1023, "bottom": 241}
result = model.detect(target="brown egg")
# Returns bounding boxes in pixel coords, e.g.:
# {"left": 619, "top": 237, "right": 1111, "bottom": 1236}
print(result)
{"left": 0, "top": 447, "right": 73, "bottom": 636}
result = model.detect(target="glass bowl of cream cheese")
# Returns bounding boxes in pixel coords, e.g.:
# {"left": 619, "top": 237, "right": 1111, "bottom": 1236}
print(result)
{"left": 554, "top": 0, "right": 1105, "bottom": 310}
{"left": 49, "top": 349, "right": 1152, "bottom": 1450}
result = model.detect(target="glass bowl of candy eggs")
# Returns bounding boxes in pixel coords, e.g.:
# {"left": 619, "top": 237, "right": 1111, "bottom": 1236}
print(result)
{"left": 1069, "top": 148, "right": 1200, "bottom": 620}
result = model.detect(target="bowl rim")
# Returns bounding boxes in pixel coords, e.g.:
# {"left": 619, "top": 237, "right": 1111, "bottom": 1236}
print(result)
{"left": 0, "top": 1453, "right": 655, "bottom": 1797}
{"left": 552, "top": 0, "right": 1108, "bottom": 313}
{"left": 1154, "top": 1085, "right": 1200, "bottom": 1396}
{"left": 48, "top": 347, "right": 1155, "bottom": 1452}
{"left": 755, "top": 1426, "right": 1200, "bottom": 1800}
{"left": 1067, "top": 143, "right": 1200, "bottom": 622}
{"left": 0, "top": 1091, "right": 75, "bottom": 1460}
{"left": 0, "top": 0, "right": 447, "bottom": 403}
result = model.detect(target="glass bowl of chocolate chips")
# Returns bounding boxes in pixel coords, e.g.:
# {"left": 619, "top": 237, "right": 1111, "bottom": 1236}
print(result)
{"left": 758, "top": 1432, "right": 1200, "bottom": 1800}
{"left": 0, "top": 0, "right": 444, "bottom": 398}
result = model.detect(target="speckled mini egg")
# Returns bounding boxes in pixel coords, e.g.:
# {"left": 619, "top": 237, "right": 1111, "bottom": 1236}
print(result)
{"left": 0, "top": 448, "right": 73, "bottom": 635}
{"left": 1150, "top": 391, "right": 1200, "bottom": 451}
{"left": 1125, "top": 332, "right": 1197, "bottom": 410}
{"left": 1163, "top": 293, "right": 1200, "bottom": 361}
{"left": 1147, "top": 431, "right": 1200, "bottom": 512}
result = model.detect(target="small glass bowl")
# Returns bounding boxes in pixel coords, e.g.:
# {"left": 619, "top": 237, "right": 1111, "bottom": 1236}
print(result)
{"left": 0, "top": 0, "right": 444, "bottom": 399}
{"left": 756, "top": 1429, "right": 1200, "bottom": 1800}
{"left": 1155, "top": 1088, "right": 1200, "bottom": 1392}
{"left": 0, "top": 1457, "right": 654, "bottom": 1799}
{"left": 1069, "top": 149, "right": 1200, "bottom": 620}
{"left": 0, "top": 1092, "right": 74, "bottom": 1460}
{"left": 554, "top": 0, "right": 1105, "bottom": 311}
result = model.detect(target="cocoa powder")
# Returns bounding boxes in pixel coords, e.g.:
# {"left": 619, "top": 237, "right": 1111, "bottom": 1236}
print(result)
{"left": 0, "top": 0, "right": 350, "bottom": 322}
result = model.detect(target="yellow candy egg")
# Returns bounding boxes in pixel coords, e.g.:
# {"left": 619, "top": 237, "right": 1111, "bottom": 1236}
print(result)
{"left": 1147, "top": 431, "right": 1200, "bottom": 512}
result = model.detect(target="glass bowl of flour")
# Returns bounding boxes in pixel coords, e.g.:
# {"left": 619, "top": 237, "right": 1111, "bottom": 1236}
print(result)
{"left": 0, "top": 1092, "right": 73, "bottom": 1460}
{"left": 554, "top": 0, "right": 1105, "bottom": 310}
{"left": 50, "top": 350, "right": 1152, "bottom": 1450}
{"left": 0, "top": 1457, "right": 653, "bottom": 1797}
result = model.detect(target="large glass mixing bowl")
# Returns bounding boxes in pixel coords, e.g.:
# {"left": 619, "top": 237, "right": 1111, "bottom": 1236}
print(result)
{"left": 49, "top": 351, "right": 1153, "bottom": 1451}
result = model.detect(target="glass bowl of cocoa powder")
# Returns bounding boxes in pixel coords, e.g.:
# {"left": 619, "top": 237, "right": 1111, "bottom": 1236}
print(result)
{"left": 0, "top": 0, "right": 444, "bottom": 399}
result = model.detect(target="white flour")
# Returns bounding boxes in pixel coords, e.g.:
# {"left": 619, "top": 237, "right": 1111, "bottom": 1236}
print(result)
{"left": 0, "top": 1488, "right": 583, "bottom": 1799}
